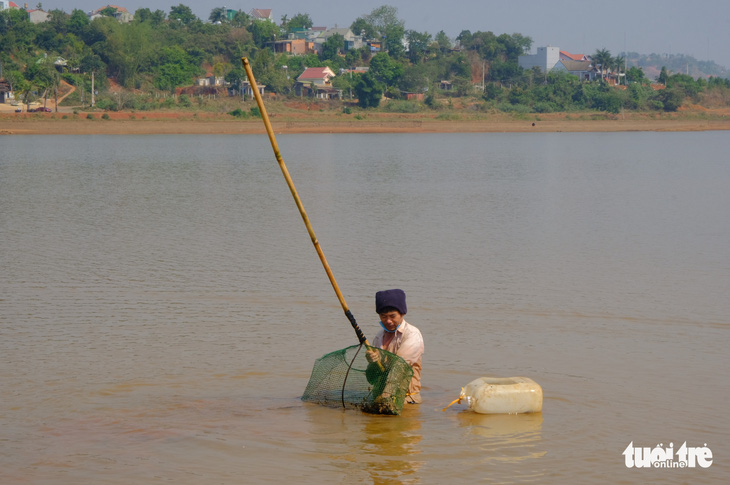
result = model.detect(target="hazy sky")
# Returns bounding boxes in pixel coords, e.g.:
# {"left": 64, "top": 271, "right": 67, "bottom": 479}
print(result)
{"left": 39, "top": 0, "right": 730, "bottom": 69}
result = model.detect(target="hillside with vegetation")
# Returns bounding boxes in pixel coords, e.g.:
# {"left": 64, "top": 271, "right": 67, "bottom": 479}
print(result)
{"left": 627, "top": 52, "right": 728, "bottom": 81}
{"left": 1, "top": 4, "right": 729, "bottom": 117}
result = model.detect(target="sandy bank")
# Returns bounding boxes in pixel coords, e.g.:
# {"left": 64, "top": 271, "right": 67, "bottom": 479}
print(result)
{"left": 2, "top": 111, "right": 729, "bottom": 135}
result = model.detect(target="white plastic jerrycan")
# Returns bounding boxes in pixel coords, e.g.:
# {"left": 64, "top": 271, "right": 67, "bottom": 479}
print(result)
{"left": 444, "top": 376, "right": 543, "bottom": 414}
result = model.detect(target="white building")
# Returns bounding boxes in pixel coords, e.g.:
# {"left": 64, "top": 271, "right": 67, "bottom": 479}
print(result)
{"left": 518, "top": 46, "right": 561, "bottom": 73}
{"left": 28, "top": 9, "right": 50, "bottom": 23}
{"left": 88, "top": 5, "right": 134, "bottom": 23}
{"left": 552, "top": 60, "right": 598, "bottom": 81}
{"left": 311, "top": 28, "right": 364, "bottom": 53}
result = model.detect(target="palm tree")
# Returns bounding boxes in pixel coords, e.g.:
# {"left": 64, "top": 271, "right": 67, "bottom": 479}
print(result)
{"left": 593, "top": 48, "right": 612, "bottom": 81}
{"left": 612, "top": 55, "right": 626, "bottom": 85}
{"left": 209, "top": 7, "right": 227, "bottom": 24}
{"left": 231, "top": 10, "right": 250, "bottom": 28}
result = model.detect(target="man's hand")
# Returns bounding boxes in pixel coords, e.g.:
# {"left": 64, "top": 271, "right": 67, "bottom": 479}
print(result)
{"left": 365, "top": 348, "right": 380, "bottom": 363}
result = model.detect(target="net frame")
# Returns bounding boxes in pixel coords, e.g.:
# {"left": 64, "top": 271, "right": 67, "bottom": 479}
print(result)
{"left": 301, "top": 344, "right": 414, "bottom": 415}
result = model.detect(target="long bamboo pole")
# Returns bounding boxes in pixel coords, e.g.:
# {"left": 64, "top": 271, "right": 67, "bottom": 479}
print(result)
{"left": 241, "top": 57, "right": 371, "bottom": 347}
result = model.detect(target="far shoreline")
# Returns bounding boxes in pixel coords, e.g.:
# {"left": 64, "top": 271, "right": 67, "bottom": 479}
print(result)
{"left": 2, "top": 109, "right": 729, "bottom": 135}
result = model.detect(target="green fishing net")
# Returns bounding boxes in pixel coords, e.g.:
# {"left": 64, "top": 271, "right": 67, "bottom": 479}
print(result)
{"left": 301, "top": 344, "right": 414, "bottom": 415}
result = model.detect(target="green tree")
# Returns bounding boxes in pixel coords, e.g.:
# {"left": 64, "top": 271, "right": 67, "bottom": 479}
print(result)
{"left": 509, "top": 33, "right": 533, "bottom": 56}
{"left": 457, "top": 30, "right": 530, "bottom": 63}
{"left": 449, "top": 53, "right": 472, "bottom": 79}
{"left": 434, "top": 30, "right": 451, "bottom": 55}
{"left": 3, "top": 69, "right": 26, "bottom": 94}
{"left": 209, "top": 7, "right": 227, "bottom": 24}
{"left": 363, "top": 5, "right": 404, "bottom": 37}
{"left": 627, "top": 82, "right": 655, "bottom": 109}
{"left": 456, "top": 30, "right": 473, "bottom": 48}
{"left": 14, "top": 77, "right": 33, "bottom": 110}
{"left": 46, "top": 9, "right": 68, "bottom": 33}
{"left": 0, "top": 7, "right": 29, "bottom": 32}
{"left": 345, "top": 46, "right": 371, "bottom": 66}
{"left": 58, "top": 33, "right": 86, "bottom": 71}
{"left": 383, "top": 23, "right": 405, "bottom": 58}
{"left": 508, "top": 85, "right": 530, "bottom": 105}
{"left": 593, "top": 48, "right": 612, "bottom": 81}
{"left": 399, "top": 64, "right": 430, "bottom": 93}
{"left": 489, "top": 60, "right": 522, "bottom": 83}
{"left": 321, "top": 33, "right": 345, "bottom": 60}
{"left": 36, "top": 20, "right": 65, "bottom": 51}
{"left": 250, "top": 48, "right": 275, "bottom": 83}
{"left": 369, "top": 52, "right": 403, "bottom": 86}
{"left": 658, "top": 86, "right": 684, "bottom": 111}
{"left": 287, "top": 13, "right": 313, "bottom": 31}
{"left": 96, "top": 20, "right": 155, "bottom": 88}
{"left": 169, "top": 4, "right": 197, "bottom": 25}
{"left": 27, "top": 56, "right": 60, "bottom": 107}
{"left": 225, "top": 65, "right": 246, "bottom": 93}
{"left": 658, "top": 66, "right": 669, "bottom": 85}
{"left": 496, "top": 33, "right": 527, "bottom": 59}
{"left": 612, "top": 55, "right": 626, "bottom": 84}
{"left": 483, "top": 82, "right": 503, "bottom": 101}
{"left": 586, "top": 82, "right": 626, "bottom": 113}
{"left": 529, "top": 71, "right": 577, "bottom": 111}
{"left": 80, "top": 52, "right": 105, "bottom": 74}
{"left": 249, "top": 19, "right": 278, "bottom": 48}
{"left": 354, "top": 71, "right": 384, "bottom": 108}
{"left": 134, "top": 8, "right": 166, "bottom": 25}
{"left": 0, "top": 8, "right": 38, "bottom": 53}
{"left": 350, "top": 17, "right": 376, "bottom": 39}
{"left": 331, "top": 70, "right": 356, "bottom": 99}
{"left": 153, "top": 45, "right": 200, "bottom": 91}
{"left": 231, "top": 10, "right": 250, "bottom": 28}
{"left": 242, "top": 50, "right": 290, "bottom": 94}
{"left": 67, "top": 9, "right": 90, "bottom": 35}
{"left": 666, "top": 72, "right": 702, "bottom": 99}
{"left": 406, "top": 30, "right": 431, "bottom": 64}
{"left": 625, "top": 66, "right": 648, "bottom": 84}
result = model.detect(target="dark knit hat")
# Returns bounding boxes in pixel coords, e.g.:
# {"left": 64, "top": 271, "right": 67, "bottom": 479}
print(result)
{"left": 375, "top": 289, "right": 407, "bottom": 315}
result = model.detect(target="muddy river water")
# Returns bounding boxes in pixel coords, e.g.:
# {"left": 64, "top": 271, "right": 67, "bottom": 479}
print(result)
{"left": 1, "top": 132, "right": 728, "bottom": 483}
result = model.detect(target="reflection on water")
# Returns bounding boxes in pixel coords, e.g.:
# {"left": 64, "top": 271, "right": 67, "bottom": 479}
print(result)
{"left": 1, "top": 133, "right": 729, "bottom": 484}
{"left": 299, "top": 404, "right": 424, "bottom": 483}
{"left": 362, "top": 408, "right": 424, "bottom": 483}
{"left": 457, "top": 412, "right": 545, "bottom": 463}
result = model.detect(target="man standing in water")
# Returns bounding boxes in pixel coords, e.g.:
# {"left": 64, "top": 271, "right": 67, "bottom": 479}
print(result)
{"left": 366, "top": 289, "right": 424, "bottom": 404}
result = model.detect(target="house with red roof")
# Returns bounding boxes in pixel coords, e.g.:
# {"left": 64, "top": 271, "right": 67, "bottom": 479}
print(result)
{"left": 295, "top": 66, "right": 341, "bottom": 99}
{"left": 296, "top": 67, "right": 335, "bottom": 85}
{"left": 560, "top": 51, "right": 590, "bottom": 62}
{"left": 89, "top": 5, "right": 133, "bottom": 23}
{"left": 0, "top": 1, "right": 20, "bottom": 10}
{"left": 249, "top": 8, "right": 273, "bottom": 21}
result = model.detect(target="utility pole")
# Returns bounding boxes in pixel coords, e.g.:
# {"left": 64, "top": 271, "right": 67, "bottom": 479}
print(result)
{"left": 91, "top": 71, "right": 95, "bottom": 107}
{"left": 482, "top": 61, "right": 485, "bottom": 92}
